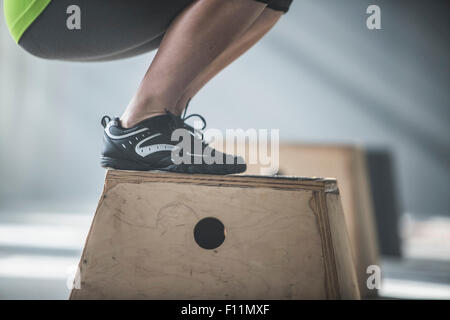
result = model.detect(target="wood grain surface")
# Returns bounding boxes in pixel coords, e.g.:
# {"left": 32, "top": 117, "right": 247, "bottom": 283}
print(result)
{"left": 70, "top": 170, "right": 359, "bottom": 299}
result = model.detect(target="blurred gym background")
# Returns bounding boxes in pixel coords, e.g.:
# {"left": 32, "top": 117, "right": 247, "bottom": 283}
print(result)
{"left": 0, "top": 0, "right": 449, "bottom": 299}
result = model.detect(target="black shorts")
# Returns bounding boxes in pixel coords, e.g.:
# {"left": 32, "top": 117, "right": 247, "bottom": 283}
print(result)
{"left": 19, "top": 0, "right": 293, "bottom": 62}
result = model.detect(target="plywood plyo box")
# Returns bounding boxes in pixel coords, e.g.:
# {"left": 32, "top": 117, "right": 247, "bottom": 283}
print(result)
{"left": 70, "top": 170, "right": 360, "bottom": 299}
{"left": 218, "top": 142, "right": 379, "bottom": 298}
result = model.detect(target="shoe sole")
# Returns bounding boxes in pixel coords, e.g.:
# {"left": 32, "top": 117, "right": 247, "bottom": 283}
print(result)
{"left": 100, "top": 157, "right": 246, "bottom": 175}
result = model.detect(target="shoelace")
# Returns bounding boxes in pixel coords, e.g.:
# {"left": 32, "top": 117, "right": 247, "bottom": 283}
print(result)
{"left": 165, "top": 100, "right": 207, "bottom": 140}
{"left": 101, "top": 100, "right": 207, "bottom": 139}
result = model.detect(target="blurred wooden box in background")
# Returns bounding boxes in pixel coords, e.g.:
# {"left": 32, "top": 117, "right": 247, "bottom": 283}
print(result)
{"left": 213, "top": 142, "right": 379, "bottom": 298}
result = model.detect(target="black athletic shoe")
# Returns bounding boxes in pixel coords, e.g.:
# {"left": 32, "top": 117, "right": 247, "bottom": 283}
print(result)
{"left": 100, "top": 111, "right": 246, "bottom": 174}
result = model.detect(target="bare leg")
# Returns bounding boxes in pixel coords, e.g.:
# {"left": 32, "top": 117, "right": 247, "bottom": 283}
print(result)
{"left": 173, "top": 8, "right": 282, "bottom": 114}
{"left": 121, "top": 0, "right": 266, "bottom": 128}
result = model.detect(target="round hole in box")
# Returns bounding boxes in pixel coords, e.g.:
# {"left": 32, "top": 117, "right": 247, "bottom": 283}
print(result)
{"left": 193, "top": 217, "right": 226, "bottom": 250}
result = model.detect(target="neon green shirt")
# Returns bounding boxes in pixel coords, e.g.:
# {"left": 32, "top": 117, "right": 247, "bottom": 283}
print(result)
{"left": 4, "top": 0, "right": 52, "bottom": 43}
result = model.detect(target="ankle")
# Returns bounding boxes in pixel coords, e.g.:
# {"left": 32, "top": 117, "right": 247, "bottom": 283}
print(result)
{"left": 120, "top": 110, "right": 167, "bottom": 128}
{"left": 120, "top": 96, "right": 170, "bottom": 128}
{"left": 174, "top": 95, "right": 192, "bottom": 115}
